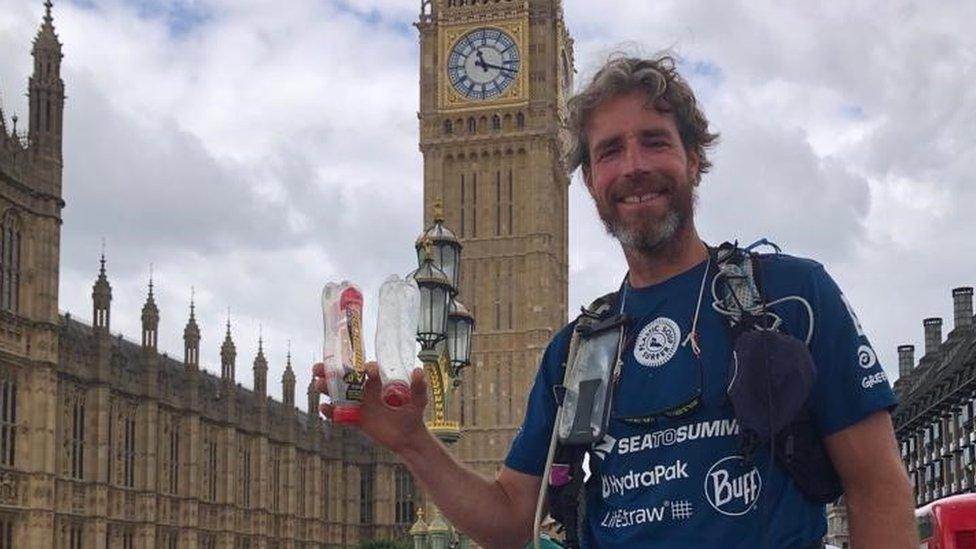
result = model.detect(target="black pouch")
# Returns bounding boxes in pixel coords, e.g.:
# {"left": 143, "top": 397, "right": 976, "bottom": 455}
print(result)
{"left": 727, "top": 329, "right": 843, "bottom": 503}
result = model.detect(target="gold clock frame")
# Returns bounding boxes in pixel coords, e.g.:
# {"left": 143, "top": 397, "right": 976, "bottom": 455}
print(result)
{"left": 439, "top": 20, "right": 529, "bottom": 111}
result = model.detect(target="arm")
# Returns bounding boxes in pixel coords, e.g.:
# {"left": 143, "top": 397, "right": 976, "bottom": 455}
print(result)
{"left": 314, "top": 364, "right": 540, "bottom": 548}
{"left": 824, "top": 410, "right": 918, "bottom": 548}
{"left": 398, "top": 430, "right": 541, "bottom": 548}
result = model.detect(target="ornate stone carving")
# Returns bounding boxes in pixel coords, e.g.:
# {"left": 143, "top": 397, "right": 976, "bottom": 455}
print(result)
{"left": 0, "top": 470, "right": 17, "bottom": 505}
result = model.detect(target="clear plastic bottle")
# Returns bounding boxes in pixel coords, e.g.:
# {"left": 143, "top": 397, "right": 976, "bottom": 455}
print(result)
{"left": 321, "top": 281, "right": 367, "bottom": 424}
{"left": 375, "top": 275, "right": 420, "bottom": 407}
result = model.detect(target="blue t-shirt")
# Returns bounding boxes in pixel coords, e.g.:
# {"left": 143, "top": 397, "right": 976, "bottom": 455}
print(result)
{"left": 505, "top": 254, "right": 897, "bottom": 548}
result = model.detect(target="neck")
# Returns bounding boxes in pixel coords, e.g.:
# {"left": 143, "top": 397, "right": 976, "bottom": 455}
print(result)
{"left": 622, "top": 223, "right": 707, "bottom": 288}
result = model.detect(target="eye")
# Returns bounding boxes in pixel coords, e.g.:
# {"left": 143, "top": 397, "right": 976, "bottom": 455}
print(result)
{"left": 596, "top": 144, "right": 621, "bottom": 161}
{"left": 643, "top": 137, "right": 670, "bottom": 149}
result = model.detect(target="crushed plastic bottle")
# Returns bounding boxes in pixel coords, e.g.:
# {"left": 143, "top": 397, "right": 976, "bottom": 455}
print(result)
{"left": 321, "top": 281, "right": 367, "bottom": 424}
{"left": 375, "top": 275, "right": 420, "bottom": 407}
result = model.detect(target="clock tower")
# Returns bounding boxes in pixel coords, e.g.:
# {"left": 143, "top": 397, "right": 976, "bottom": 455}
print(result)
{"left": 416, "top": 0, "right": 573, "bottom": 477}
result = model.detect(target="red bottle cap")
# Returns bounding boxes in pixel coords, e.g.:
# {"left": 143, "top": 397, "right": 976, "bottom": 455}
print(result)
{"left": 382, "top": 381, "right": 411, "bottom": 408}
{"left": 332, "top": 404, "right": 362, "bottom": 425}
{"left": 340, "top": 286, "right": 363, "bottom": 310}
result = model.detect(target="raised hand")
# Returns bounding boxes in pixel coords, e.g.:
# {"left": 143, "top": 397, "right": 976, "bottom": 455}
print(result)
{"left": 314, "top": 361, "right": 429, "bottom": 453}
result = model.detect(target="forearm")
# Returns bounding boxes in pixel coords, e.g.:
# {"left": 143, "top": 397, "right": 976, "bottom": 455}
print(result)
{"left": 398, "top": 429, "right": 535, "bottom": 548}
{"left": 844, "top": 469, "right": 917, "bottom": 548}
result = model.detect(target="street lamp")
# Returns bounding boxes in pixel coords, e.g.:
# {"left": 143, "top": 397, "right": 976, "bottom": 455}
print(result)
{"left": 411, "top": 202, "right": 473, "bottom": 443}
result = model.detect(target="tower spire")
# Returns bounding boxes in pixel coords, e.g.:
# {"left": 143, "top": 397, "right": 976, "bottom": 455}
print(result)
{"left": 183, "top": 288, "right": 200, "bottom": 370}
{"left": 92, "top": 251, "right": 112, "bottom": 331}
{"left": 141, "top": 266, "right": 159, "bottom": 351}
{"left": 29, "top": 0, "right": 64, "bottom": 164}
{"left": 220, "top": 310, "right": 236, "bottom": 383}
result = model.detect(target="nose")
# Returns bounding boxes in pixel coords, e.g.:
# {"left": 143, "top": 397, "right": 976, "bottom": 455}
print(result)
{"left": 621, "top": 137, "right": 647, "bottom": 180}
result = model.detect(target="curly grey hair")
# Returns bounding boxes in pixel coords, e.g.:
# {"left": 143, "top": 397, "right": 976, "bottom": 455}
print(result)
{"left": 564, "top": 55, "right": 719, "bottom": 181}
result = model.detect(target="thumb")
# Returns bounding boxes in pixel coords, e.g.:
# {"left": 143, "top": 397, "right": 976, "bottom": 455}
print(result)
{"left": 410, "top": 367, "right": 428, "bottom": 408}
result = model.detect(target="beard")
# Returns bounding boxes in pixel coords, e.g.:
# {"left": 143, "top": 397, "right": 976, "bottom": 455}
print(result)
{"left": 594, "top": 172, "right": 696, "bottom": 255}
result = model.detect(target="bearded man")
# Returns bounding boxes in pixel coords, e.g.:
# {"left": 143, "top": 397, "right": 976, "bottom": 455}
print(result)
{"left": 313, "top": 55, "right": 916, "bottom": 548}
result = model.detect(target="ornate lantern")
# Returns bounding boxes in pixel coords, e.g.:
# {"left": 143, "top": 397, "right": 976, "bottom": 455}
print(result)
{"left": 415, "top": 203, "right": 462, "bottom": 291}
{"left": 446, "top": 299, "right": 474, "bottom": 378}
{"left": 411, "top": 256, "right": 452, "bottom": 351}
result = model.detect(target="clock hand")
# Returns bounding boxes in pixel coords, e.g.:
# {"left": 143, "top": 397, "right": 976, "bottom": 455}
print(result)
{"left": 478, "top": 60, "right": 517, "bottom": 73}
{"left": 475, "top": 49, "right": 489, "bottom": 72}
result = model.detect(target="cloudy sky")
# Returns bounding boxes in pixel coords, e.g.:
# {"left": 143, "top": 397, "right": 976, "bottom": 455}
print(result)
{"left": 1, "top": 0, "right": 973, "bottom": 401}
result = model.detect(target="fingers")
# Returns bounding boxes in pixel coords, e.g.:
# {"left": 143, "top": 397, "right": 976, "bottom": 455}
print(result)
{"left": 410, "top": 367, "right": 428, "bottom": 407}
{"left": 319, "top": 401, "right": 334, "bottom": 420}
{"left": 312, "top": 362, "right": 330, "bottom": 395}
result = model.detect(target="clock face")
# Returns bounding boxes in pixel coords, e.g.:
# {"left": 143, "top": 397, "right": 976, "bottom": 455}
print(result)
{"left": 448, "top": 28, "right": 520, "bottom": 100}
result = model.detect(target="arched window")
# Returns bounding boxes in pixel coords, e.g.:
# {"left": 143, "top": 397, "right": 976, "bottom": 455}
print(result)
{"left": 0, "top": 210, "right": 23, "bottom": 313}
{"left": 467, "top": 117, "right": 476, "bottom": 133}
{"left": 479, "top": 116, "right": 487, "bottom": 133}
{"left": 444, "top": 119, "right": 453, "bottom": 135}
{"left": 516, "top": 112, "right": 525, "bottom": 128}
{"left": 492, "top": 114, "right": 501, "bottom": 131}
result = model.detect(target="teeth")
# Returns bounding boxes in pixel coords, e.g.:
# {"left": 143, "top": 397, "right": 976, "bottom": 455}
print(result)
{"left": 622, "top": 192, "right": 661, "bottom": 204}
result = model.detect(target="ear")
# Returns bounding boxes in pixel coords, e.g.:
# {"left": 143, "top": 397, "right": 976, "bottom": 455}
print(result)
{"left": 686, "top": 151, "right": 701, "bottom": 186}
{"left": 582, "top": 165, "right": 596, "bottom": 196}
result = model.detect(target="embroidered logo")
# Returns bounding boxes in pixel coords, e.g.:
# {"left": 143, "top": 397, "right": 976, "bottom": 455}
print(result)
{"left": 857, "top": 344, "right": 878, "bottom": 369}
{"left": 633, "top": 317, "right": 680, "bottom": 368}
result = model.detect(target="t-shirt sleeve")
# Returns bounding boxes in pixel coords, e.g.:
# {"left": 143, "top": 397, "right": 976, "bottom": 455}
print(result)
{"left": 805, "top": 265, "right": 898, "bottom": 435}
{"left": 504, "top": 329, "right": 571, "bottom": 476}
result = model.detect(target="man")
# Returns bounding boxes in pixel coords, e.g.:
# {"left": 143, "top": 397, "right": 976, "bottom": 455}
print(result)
{"left": 313, "top": 55, "right": 916, "bottom": 548}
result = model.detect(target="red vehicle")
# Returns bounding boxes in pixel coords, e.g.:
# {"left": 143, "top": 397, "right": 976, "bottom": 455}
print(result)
{"left": 917, "top": 494, "right": 976, "bottom": 548}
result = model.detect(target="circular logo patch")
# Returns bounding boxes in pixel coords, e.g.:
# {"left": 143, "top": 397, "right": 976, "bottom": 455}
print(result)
{"left": 633, "top": 317, "right": 681, "bottom": 368}
{"left": 857, "top": 345, "right": 877, "bottom": 369}
{"left": 704, "top": 456, "right": 763, "bottom": 517}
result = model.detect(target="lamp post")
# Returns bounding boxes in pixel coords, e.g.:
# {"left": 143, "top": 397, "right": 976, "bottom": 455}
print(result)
{"left": 411, "top": 202, "right": 474, "bottom": 444}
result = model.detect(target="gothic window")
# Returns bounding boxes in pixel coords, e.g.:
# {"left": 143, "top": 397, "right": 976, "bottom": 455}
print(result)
{"left": 472, "top": 172, "right": 478, "bottom": 236}
{"left": 202, "top": 425, "right": 218, "bottom": 502}
{"left": 394, "top": 466, "right": 415, "bottom": 526}
{"left": 297, "top": 454, "right": 308, "bottom": 517}
{"left": 0, "top": 211, "right": 22, "bottom": 313}
{"left": 467, "top": 117, "right": 476, "bottom": 134}
{"left": 200, "top": 533, "right": 217, "bottom": 549}
{"left": 168, "top": 417, "right": 179, "bottom": 494}
{"left": 238, "top": 438, "right": 251, "bottom": 508}
{"left": 109, "top": 398, "right": 137, "bottom": 488}
{"left": 0, "top": 377, "right": 15, "bottom": 467}
{"left": 0, "top": 515, "right": 12, "bottom": 549}
{"left": 158, "top": 528, "right": 178, "bottom": 549}
{"left": 272, "top": 445, "right": 282, "bottom": 512}
{"left": 492, "top": 114, "right": 501, "bottom": 131}
{"left": 495, "top": 171, "right": 501, "bottom": 236}
{"left": 459, "top": 174, "right": 465, "bottom": 238}
{"left": 68, "top": 522, "right": 82, "bottom": 549}
{"left": 507, "top": 169, "right": 514, "bottom": 236}
{"left": 61, "top": 385, "right": 86, "bottom": 480}
{"left": 322, "top": 461, "right": 333, "bottom": 522}
{"left": 158, "top": 411, "right": 180, "bottom": 495}
{"left": 359, "top": 464, "right": 374, "bottom": 524}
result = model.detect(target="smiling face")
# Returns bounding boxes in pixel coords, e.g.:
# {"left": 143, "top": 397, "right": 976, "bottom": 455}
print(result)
{"left": 582, "top": 91, "right": 700, "bottom": 254}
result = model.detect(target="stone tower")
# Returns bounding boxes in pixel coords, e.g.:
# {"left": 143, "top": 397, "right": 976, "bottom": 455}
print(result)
{"left": 416, "top": 0, "right": 573, "bottom": 475}
{"left": 0, "top": 2, "right": 65, "bottom": 545}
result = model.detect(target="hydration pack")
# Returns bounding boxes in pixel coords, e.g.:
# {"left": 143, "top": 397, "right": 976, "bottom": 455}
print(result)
{"left": 542, "top": 241, "right": 843, "bottom": 548}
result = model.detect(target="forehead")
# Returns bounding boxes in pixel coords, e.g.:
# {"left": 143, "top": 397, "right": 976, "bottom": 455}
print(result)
{"left": 586, "top": 91, "right": 679, "bottom": 145}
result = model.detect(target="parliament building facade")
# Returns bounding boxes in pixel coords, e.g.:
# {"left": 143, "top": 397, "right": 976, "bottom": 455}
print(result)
{"left": 0, "top": 4, "right": 419, "bottom": 548}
